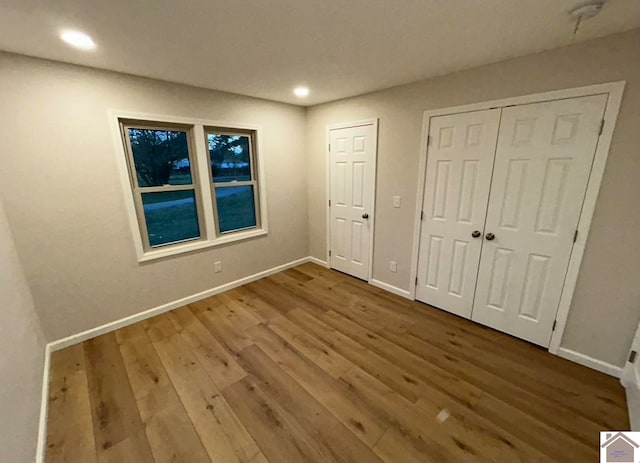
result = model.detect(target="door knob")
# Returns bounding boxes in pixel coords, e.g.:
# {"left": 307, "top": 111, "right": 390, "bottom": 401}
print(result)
{"left": 485, "top": 232, "right": 495, "bottom": 241}
{"left": 471, "top": 230, "right": 481, "bottom": 238}
{"left": 362, "top": 213, "right": 369, "bottom": 219}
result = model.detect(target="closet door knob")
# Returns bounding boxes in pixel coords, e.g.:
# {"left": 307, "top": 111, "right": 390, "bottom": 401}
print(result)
{"left": 471, "top": 230, "right": 481, "bottom": 238}
{"left": 485, "top": 232, "right": 495, "bottom": 241}
{"left": 362, "top": 213, "right": 369, "bottom": 219}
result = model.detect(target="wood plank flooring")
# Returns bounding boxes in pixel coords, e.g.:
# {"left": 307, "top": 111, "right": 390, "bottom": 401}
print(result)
{"left": 45, "top": 263, "right": 628, "bottom": 462}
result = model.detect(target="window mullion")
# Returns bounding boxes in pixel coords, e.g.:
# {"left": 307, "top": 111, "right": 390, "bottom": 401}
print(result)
{"left": 212, "top": 181, "right": 254, "bottom": 188}
{"left": 134, "top": 184, "right": 197, "bottom": 194}
{"left": 193, "top": 124, "right": 217, "bottom": 241}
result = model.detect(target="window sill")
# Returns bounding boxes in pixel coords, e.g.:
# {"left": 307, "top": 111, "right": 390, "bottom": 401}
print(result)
{"left": 138, "top": 228, "right": 267, "bottom": 263}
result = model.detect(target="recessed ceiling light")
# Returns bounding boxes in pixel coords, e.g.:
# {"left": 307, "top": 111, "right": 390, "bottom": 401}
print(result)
{"left": 60, "top": 30, "right": 96, "bottom": 50}
{"left": 294, "top": 86, "right": 310, "bottom": 97}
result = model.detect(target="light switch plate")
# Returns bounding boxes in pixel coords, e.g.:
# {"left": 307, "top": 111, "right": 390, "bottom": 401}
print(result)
{"left": 390, "top": 261, "right": 397, "bottom": 272}
{"left": 393, "top": 196, "right": 401, "bottom": 208}
{"left": 214, "top": 261, "right": 222, "bottom": 273}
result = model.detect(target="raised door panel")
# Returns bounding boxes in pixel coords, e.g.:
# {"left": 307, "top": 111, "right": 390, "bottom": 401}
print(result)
{"left": 456, "top": 161, "right": 479, "bottom": 224}
{"left": 498, "top": 159, "right": 528, "bottom": 230}
{"left": 448, "top": 240, "right": 469, "bottom": 297}
{"left": 518, "top": 253, "right": 551, "bottom": 321}
{"left": 485, "top": 247, "right": 514, "bottom": 311}
{"left": 333, "top": 218, "right": 347, "bottom": 261}
{"left": 416, "top": 108, "right": 501, "bottom": 317}
{"left": 424, "top": 235, "right": 444, "bottom": 290}
{"left": 351, "top": 220, "right": 364, "bottom": 264}
{"left": 352, "top": 162, "right": 365, "bottom": 208}
{"left": 471, "top": 94, "right": 607, "bottom": 346}
{"left": 334, "top": 162, "right": 348, "bottom": 206}
{"left": 431, "top": 160, "right": 451, "bottom": 221}
{"left": 534, "top": 158, "right": 570, "bottom": 235}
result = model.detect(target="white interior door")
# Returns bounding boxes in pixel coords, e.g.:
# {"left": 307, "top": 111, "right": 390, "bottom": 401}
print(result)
{"left": 329, "top": 123, "right": 376, "bottom": 280}
{"left": 416, "top": 109, "right": 501, "bottom": 317}
{"left": 472, "top": 94, "right": 607, "bottom": 346}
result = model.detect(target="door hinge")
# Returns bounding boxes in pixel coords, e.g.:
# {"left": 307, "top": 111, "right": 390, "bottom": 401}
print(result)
{"left": 598, "top": 119, "right": 605, "bottom": 136}
{"left": 630, "top": 350, "right": 637, "bottom": 363}
{"left": 573, "top": 229, "right": 578, "bottom": 243}
{"left": 427, "top": 135, "right": 432, "bottom": 146}
{"left": 328, "top": 199, "right": 331, "bottom": 207}
{"left": 420, "top": 211, "right": 424, "bottom": 221}
{"left": 329, "top": 250, "right": 331, "bottom": 257}
{"left": 328, "top": 143, "right": 331, "bottom": 152}
{"left": 415, "top": 276, "right": 418, "bottom": 285}
{"left": 552, "top": 320, "right": 557, "bottom": 331}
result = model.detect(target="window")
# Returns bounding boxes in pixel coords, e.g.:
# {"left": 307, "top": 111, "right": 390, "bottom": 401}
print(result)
{"left": 206, "top": 129, "right": 259, "bottom": 233}
{"left": 123, "top": 123, "right": 204, "bottom": 248}
{"left": 117, "top": 116, "right": 266, "bottom": 261}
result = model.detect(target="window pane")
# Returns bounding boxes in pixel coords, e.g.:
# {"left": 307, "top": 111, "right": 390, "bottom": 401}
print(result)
{"left": 141, "top": 190, "right": 200, "bottom": 247}
{"left": 208, "top": 133, "right": 252, "bottom": 183}
{"left": 128, "top": 128, "right": 192, "bottom": 187}
{"left": 215, "top": 185, "right": 257, "bottom": 233}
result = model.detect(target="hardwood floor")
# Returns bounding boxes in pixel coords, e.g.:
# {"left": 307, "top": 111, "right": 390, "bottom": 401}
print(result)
{"left": 45, "top": 263, "right": 628, "bottom": 462}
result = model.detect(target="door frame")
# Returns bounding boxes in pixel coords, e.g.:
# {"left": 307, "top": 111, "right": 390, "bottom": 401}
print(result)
{"left": 326, "top": 119, "right": 379, "bottom": 282}
{"left": 408, "top": 81, "right": 625, "bottom": 355}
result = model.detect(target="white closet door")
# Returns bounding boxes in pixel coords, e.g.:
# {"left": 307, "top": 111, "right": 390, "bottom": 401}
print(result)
{"left": 329, "top": 124, "right": 376, "bottom": 280}
{"left": 416, "top": 109, "right": 500, "bottom": 317}
{"left": 472, "top": 94, "right": 607, "bottom": 346}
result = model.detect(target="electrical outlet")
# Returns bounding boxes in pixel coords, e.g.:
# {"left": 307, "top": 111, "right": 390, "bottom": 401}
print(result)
{"left": 214, "top": 261, "right": 222, "bottom": 273}
{"left": 393, "top": 196, "right": 401, "bottom": 208}
{"left": 390, "top": 261, "right": 397, "bottom": 272}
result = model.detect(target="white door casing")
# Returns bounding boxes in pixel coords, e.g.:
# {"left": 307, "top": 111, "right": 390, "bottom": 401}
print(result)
{"left": 329, "top": 123, "right": 377, "bottom": 280}
{"left": 472, "top": 94, "right": 608, "bottom": 346}
{"left": 622, "top": 321, "right": 640, "bottom": 430}
{"left": 415, "top": 109, "right": 501, "bottom": 317}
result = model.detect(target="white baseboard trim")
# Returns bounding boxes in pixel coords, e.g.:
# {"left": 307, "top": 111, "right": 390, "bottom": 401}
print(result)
{"left": 48, "top": 256, "right": 310, "bottom": 352}
{"left": 557, "top": 347, "right": 623, "bottom": 378}
{"left": 36, "top": 344, "right": 51, "bottom": 463}
{"left": 626, "top": 385, "right": 640, "bottom": 431}
{"left": 307, "top": 256, "right": 329, "bottom": 268}
{"left": 369, "top": 279, "right": 412, "bottom": 300}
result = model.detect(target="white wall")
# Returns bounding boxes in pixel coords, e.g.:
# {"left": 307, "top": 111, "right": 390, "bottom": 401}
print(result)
{"left": 0, "top": 52, "right": 308, "bottom": 341}
{"left": 306, "top": 29, "right": 640, "bottom": 368}
{"left": 0, "top": 197, "right": 46, "bottom": 462}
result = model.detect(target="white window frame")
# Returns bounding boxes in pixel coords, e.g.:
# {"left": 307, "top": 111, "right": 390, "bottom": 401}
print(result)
{"left": 205, "top": 127, "right": 262, "bottom": 235}
{"left": 109, "top": 110, "right": 269, "bottom": 263}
